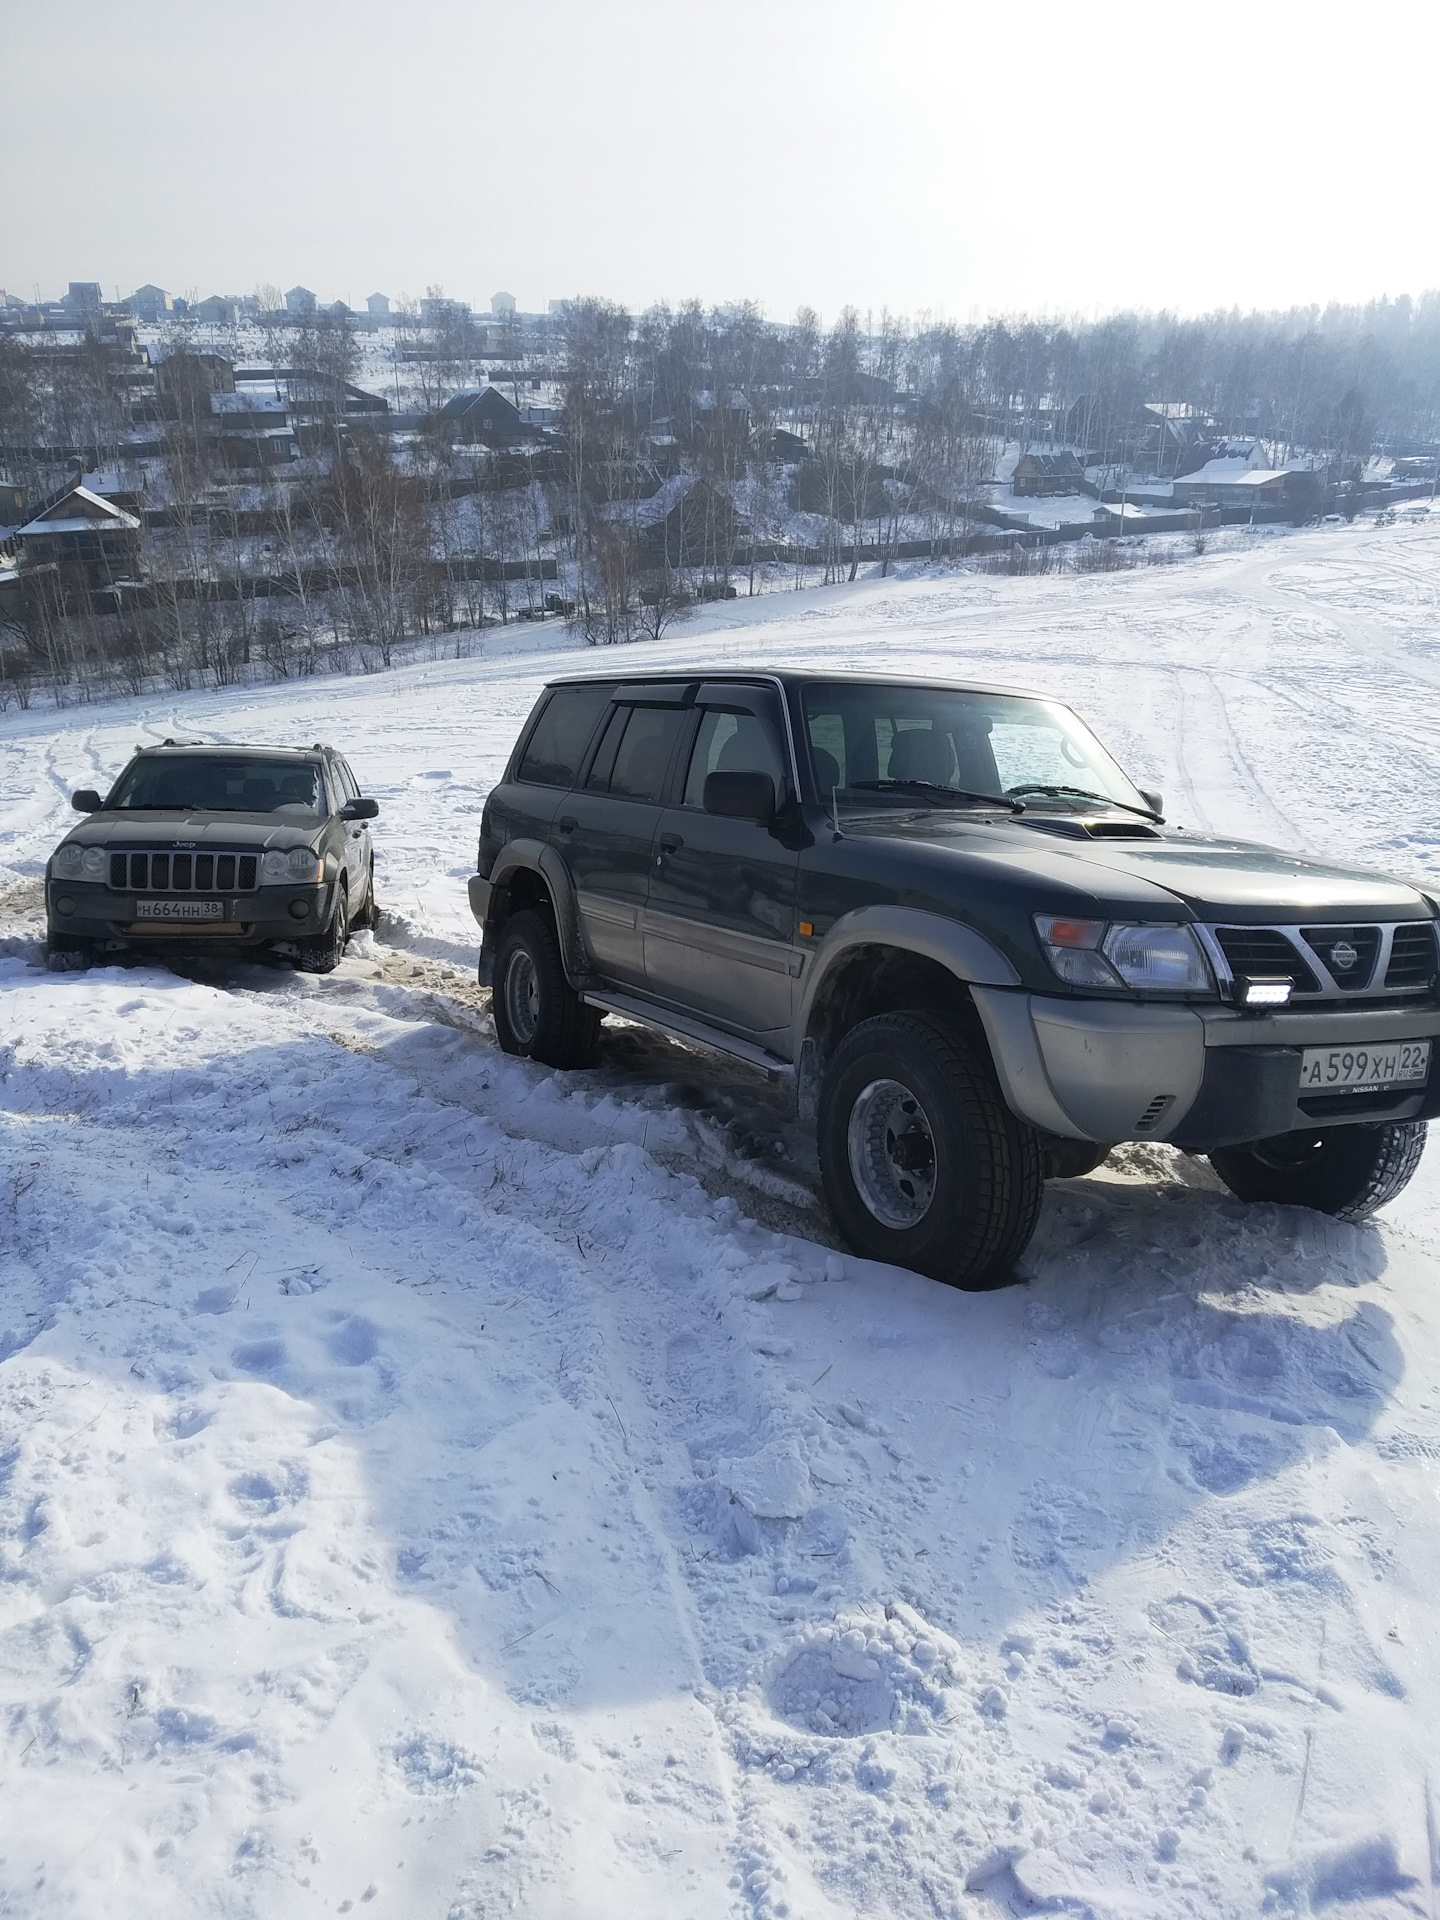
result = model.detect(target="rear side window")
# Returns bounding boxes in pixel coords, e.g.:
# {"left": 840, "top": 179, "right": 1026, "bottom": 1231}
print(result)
{"left": 517, "top": 684, "right": 614, "bottom": 788}
{"left": 605, "top": 707, "right": 688, "bottom": 803}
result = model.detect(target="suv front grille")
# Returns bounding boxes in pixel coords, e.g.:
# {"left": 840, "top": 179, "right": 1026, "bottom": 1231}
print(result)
{"left": 1386, "top": 921, "right": 1438, "bottom": 989}
{"left": 1206, "top": 921, "right": 1438, "bottom": 1002}
{"left": 108, "top": 850, "right": 259, "bottom": 893}
{"left": 1212, "top": 927, "right": 1320, "bottom": 994}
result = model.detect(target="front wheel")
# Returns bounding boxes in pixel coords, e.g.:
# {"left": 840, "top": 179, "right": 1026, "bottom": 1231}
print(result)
{"left": 1209, "top": 1122, "right": 1427, "bottom": 1221}
{"left": 490, "top": 908, "right": 602, "bottom": 1069}
{"left": 817, "top": 1010, "right": 1043, "bottom": 1289}
{"left": 46, "top": 931, "right": 96, "bottom": 972}
{"left": 296, "top": 881, "right": 348, "bottom": 975}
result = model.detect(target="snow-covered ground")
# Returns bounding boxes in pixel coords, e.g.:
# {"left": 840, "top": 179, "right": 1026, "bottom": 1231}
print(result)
{"left": 4, "top": 520, "right": 1440, "bottom": 1918}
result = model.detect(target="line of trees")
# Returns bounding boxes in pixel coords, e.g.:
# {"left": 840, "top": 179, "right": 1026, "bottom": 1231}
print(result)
{"left": 5, "top": 288, "right": 1440, "bottom": 703}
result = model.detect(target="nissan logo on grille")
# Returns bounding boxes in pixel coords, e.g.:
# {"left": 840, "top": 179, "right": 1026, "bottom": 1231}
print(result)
{"left": 1328, "top": 940, "right": 1359, "bottom": 972}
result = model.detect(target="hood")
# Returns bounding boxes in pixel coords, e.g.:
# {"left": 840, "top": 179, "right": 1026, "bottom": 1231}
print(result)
{"left": 60, "top": 811, "right": 321, "bottom": 851}
{"left": 842, "top": 812, "right": 1432, "bottom": 921}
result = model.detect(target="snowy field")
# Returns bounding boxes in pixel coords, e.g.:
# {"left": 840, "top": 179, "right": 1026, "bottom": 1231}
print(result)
{"left": 4, "top": 521, "right": 1440, "bottom": 1917}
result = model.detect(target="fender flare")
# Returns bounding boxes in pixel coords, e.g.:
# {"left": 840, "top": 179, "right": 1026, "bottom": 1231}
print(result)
{"left": 487, "top": 839, "right": 591, "bottom": 986}
{"left": 796, "top": 904, "right": 1021, "bottom": 1038}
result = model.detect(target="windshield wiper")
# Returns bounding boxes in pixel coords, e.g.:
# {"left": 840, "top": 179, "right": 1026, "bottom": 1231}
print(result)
{"left": 1005, "top": 783, "right": 1162, "bottom": 822}
{"left": 851, "top": 779, "right": 1026, "bottom": 814}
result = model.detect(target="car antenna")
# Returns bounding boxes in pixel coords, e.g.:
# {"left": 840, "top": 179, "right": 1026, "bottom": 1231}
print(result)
{"left": 830, "top": 783, "right": 844, "bottom": 840}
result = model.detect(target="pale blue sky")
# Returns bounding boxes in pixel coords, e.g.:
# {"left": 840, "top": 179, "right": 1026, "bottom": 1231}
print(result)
{"left": 6, "top": 0, "right": 1438, "bottom": 322}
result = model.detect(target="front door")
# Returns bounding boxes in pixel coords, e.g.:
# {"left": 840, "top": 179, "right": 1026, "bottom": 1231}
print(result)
{"left": 558, "top": 699, "right": 691, "bottom": 989}
{"left": 644, "top": 688, "right": 801, "bottom": 1036}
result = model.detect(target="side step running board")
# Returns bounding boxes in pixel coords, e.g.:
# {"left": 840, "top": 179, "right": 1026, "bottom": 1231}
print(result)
{"left": 581, "top": 989, "right": 794, "bottom": 1079}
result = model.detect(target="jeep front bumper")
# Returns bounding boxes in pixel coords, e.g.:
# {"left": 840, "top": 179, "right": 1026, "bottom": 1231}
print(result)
{"left": 47, "top": 877, "right": 337, "bottom": 950}
{"left": 971, "top": 989, "right": 1440, "bottom": 1150}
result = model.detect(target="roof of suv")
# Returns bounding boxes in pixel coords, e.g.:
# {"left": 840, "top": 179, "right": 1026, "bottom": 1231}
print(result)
{"left": 540, "top": 668, "right": 1043, "bottom": 700}
{"left": 132, "top": 741, "right": 333, "bottom": 758}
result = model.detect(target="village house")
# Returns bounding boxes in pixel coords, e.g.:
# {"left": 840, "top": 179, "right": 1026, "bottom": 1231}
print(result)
{"left": 14, "top": 485, "right": 143, "bottom": 612}
{"left": 284, "top": 286, "right": 317, "bottom": 317}
{"left": 127, "top": 284, "right": 172, "bottom": 321}
{"left": 438, "top": 386, "right": 531, "bottom": 447}
{"left": 1012, "top": 450, "right": 1087, "bottom": 497}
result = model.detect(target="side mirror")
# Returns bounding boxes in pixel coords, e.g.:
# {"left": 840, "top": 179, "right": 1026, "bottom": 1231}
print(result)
{"left": 704, "top": 770, "right": 775, "bottom": 823}
{"left": 340, "top": 796, "right": 380, "bottom": 821}
{"left": 71, "top": 789, "right": 103, "bottom": 813}
{"left": 1138, "top": 788, "right": 1164, "bottom": 816}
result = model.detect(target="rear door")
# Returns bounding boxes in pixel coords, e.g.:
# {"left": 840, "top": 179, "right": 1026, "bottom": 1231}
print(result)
{"left": 644, "top": 682, "right": 801, "bottom": 1035}
{"left": 556, "top": 688, "right": 692, "bottom": 989}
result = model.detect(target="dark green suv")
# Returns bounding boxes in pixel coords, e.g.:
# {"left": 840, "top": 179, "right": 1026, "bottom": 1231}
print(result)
{"left": 470, "top": 672, "right": 1440, "bottom": 1287}
{"left": 47, "top": 740, "right": 380, "bottom": 973}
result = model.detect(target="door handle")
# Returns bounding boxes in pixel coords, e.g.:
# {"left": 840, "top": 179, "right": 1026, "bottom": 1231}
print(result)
{"left": 559, "top": 815, "right": 577, "bottom": 834}
{"left": 658, "top": 833, "right": 684, "bottom": 853}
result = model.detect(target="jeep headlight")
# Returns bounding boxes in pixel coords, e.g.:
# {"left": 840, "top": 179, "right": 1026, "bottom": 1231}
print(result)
{"left": 262, "top": 847, "right": 323, "bottom": 883}
{"left": 53, "top": 843, "right": 85, "bottom": 879}
{"left": 1035, "top": 915, "right": 1212, "bottom": 993}
{"left": 81, "top": 846, "right": 106, "bottom": 877}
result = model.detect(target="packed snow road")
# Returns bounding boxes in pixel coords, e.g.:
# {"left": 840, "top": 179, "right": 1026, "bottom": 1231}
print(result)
{"left": 3, "top": 519, "right": 1440, "bottom": 1919}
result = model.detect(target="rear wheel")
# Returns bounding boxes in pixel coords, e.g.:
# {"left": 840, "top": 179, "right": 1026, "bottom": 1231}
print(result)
{"left": 296, "top": 881, "right": 348, "bottom": 975}
{"left": 1209, "top": 1122, "right": 1427, "bottom": 1221}
{"left": 491, "top": 907, "right": 602, "bottom": 1069}
{"left": 817, "top": 1010, "right": 1043, "bottom": 1289}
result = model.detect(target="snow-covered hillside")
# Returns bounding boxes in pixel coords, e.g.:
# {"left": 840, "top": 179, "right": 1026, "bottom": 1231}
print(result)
{"left": 3, "top": 520, "right": 1440, "bottom": 1919}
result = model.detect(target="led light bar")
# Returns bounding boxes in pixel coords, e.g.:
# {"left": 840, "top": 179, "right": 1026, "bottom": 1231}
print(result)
{"left": 1238, "top": 975, "right": 1292, "bottom": 1007}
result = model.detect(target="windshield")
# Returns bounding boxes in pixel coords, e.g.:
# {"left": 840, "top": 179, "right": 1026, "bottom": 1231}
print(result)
{"left": 799, "top": 683, "right": 1148, "bottom": 812}
{"left": 107, "top": 757, "right": 325, "bottom": 816}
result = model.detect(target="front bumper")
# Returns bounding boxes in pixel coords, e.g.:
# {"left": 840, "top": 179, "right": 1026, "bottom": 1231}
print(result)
{"left": 47, "top": 877, "right": 335, "bottom": 950}
{"left": 972, "top": 988, "right": 1440, "bottom": 1150}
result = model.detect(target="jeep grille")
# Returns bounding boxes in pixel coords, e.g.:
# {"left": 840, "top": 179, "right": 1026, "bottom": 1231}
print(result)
{"left": 108, "top": 850, "right": 259, "bottom": 893}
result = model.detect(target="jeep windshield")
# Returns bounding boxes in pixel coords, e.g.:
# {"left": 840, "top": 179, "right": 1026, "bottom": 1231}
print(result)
{"left": 800, "top": 683, "right": 1150, "bottom": 814}
{"left": 106, "top": 757, "right": 324, "bottom": 816}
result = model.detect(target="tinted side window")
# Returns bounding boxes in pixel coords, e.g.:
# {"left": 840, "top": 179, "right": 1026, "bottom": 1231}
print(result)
{"left": 517, "top": 685, "right": 614, "bottom": 788}
{"left": 607, "top": 708, "right": 688, "bottom": 803}
{"left": 683, "top": 708, "right": 787, "bottom": 808}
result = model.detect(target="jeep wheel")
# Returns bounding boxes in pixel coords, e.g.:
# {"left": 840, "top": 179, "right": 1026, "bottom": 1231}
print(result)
{"left": 817, "top": 1010, "right": 1044, "bottom": 1289}
{"left": 296, "top": 881, "right": 348, "bottom": 975}
{"left": 491, "top": 907, "right": 602, "bottom": 1069}
{"left": 353, "top": 857, "right": 379, "bottom": 931}
{"left": 1209, "top": 1122, "right": 1427, "bottom": 1221}
{"left": 46, "top": 931, "right": 96, "bottom": 972}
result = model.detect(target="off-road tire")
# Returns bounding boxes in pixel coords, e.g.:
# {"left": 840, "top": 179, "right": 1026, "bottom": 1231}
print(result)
{"left": 296, "top": 880, "right": 348, "bottom": 975}
{"left": 817, "top": 1009, "right": 1044, "bottom": 1289}
{"left": 491, "top": 907, "right": 602, "bottom": 1069}
{"left": 354, "top": 857, "right": 379, "bottom": 931}
{"left": 1209, "top": 1121, "right": 1427, "bottom": 1221}
{"left": 46, "top": 931, "right": 96, "bottom": 972}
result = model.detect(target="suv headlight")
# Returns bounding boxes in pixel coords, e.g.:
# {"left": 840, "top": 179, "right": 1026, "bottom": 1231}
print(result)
{"left": 53, "top": 843, "right": 85, "bottom": 879}
{"left": 81, "top": 846, "right": 106, "bottom": 877}
{"left": 1034, "top": 915, "right": 1213, "bottom": 993}
{"left": 262, "top": 848, "right": 323, "bottom": 883}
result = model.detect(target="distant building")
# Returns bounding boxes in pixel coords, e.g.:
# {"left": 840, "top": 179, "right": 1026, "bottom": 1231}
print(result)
{"left": 490, "top": 291, "right": 517, "bottom": 317}
{"left": 1012, "top": 451, "right": 1087, "bottom": 497}
{"left": 192, "top": 295, "right": 240, "bottom": 326}
{"left": 14, "top": 485, "right": 142, "bottom": 612}
{"left": 438, "top": 386, "right": 529, "bottom": 446}
{"left": 284, "top": 285, "right": 317, "bottom": 317}
{"left": 421, "top": 296, "right": 471, "bottom": 324}
{"left": 210, "top": 391, "right": 296, "bottom": 466}
{"left": 64, "top": 282, "right": 103, "bottom": 316}
{"left": 366, "top": 292, "right": 391, "bottom": 320}
{"left": 128, "top": 284, "right": 172, "bottom": 321}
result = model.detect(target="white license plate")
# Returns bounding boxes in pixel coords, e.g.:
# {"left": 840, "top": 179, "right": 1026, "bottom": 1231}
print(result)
{"left": 1300, "top": 1040, "right": 1431, "bottom": 1092}
{"left": 135, "top": 899, "right": 225, "bottom": 922}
